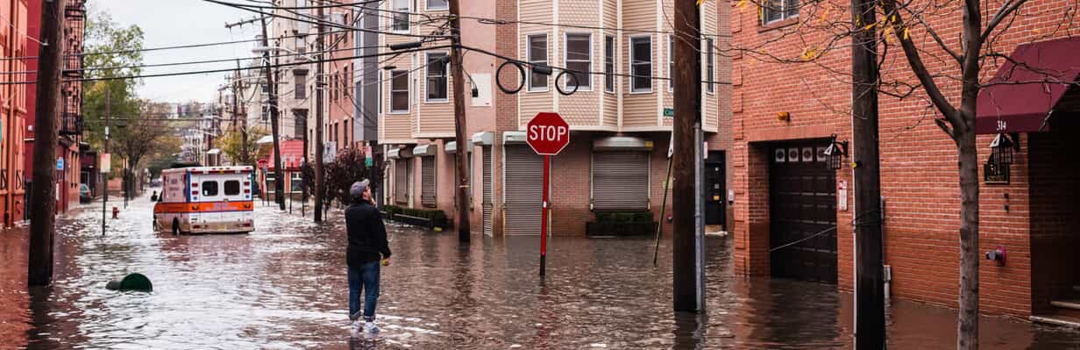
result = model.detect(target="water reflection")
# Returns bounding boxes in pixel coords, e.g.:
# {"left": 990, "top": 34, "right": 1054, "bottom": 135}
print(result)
{"left": 0, "top": 196, "right": 1076, "bottom": 348}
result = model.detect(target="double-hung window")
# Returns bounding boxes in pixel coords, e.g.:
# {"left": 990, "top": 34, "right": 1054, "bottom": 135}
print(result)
{"left": 564, "top": 33, "right": 591, "bottom": 90}
{"left": 604, "top": 36, "right": 615, "bottom": 93}
{"left": 527, "top": 34, "right": 548, "bottom": 91}
{"left": 390, "top": 70, "right": 409, "bottom": 113}
{"left": 763, "top": 0, "right": 799, "bottom": 24}
{"left": 629, "top": 36, "right": 652, "bottom": 92}
{"left": 427, "top": 0, "right": 448, "bottom": 10}
{"left": 295, "top": 72, "right": 307, "bottom": 99}
{"left": 392, "top": 0, "right": 409, "bottom": 32}
{"left": 426, "top": 52, "right": 449, "bottom": 101}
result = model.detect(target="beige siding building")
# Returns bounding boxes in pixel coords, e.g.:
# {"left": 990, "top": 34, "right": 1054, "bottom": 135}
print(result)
{"left": 379, "top": 0, "right": 732, "bottom": 237}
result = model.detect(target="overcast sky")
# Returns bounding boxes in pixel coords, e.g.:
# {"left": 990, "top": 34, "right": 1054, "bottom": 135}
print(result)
{"left": 92, "top": 0, "right": 260, "bottom": 104}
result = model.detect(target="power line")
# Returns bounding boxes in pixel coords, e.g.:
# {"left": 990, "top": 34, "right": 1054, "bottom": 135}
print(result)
{"left": 201, "top": 0, "right": 449, "bottom": 39}
{"left": 1, "top": 44, "right": 453, "bottom": 85}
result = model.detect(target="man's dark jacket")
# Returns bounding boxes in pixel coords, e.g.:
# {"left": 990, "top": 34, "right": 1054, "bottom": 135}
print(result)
{"left": 345, "top": 201, "right": 391, "bottom": 267}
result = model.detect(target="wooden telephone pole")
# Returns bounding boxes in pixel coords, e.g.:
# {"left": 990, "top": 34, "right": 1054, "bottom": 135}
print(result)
{"left": 28, "top": 0, "right": 66, "bottom": 286}
{"left": 672, "top": 0, "right": 703, "bottom": 312}
{"left": 261, "top": 19, "right": 286, "bottom": 210}
{"left": 314, "top": 2, "right": 326, "bottom": 222}
{"left": 448, "top": 0, "right": 471, "bottom": 242}
{"left": 851, "top": 0, "right": 885, "bottom": 347}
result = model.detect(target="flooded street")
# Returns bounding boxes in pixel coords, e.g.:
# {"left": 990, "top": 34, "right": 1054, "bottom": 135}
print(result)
{"left": 2, "top": 195, "right": 1079, "bottom": 349}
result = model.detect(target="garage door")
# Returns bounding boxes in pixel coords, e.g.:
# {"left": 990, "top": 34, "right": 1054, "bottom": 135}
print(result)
{"left": 593, "top": 151, "right": 650, "bottom": 210}
{"left": 504, "top": 145, "right": 542, "bottom": 236}
{"left": 421, "top": 156, "right": 436, "bottom": 207}
{"left": 395, "top": 159, "right": 411, "bottom": 204}
{"left": 769, "top": 143, "right": 837, "bottom": 283}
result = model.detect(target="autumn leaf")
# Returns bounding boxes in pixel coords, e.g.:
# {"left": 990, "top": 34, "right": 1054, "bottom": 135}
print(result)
{"left": 800, "top": 46, "right": 822, "bottom": 61}
{"left": 903, "top": 27, "right": 911, "bottom": 40}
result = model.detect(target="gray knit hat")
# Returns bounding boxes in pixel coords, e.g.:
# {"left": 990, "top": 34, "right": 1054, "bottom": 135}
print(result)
{"left": 350, "top": 179, "right": 370, "bottom": 199}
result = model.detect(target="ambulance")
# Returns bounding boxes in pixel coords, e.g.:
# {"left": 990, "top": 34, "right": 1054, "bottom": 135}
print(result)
{"left": 153, "top": 166, "right": 256, "bottom": 234}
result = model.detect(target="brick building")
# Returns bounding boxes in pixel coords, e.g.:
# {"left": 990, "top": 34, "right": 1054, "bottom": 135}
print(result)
{"left": 374, "top": 0, "right": 732, "bottom": 238}
{"left": 1, "top": 0, "right": 29, "bottom": 226}
{"left": 731, "top": 0, "right": 1079, "bottom": 322}
{"left": 24, "top": 0, "right": 84, "bottom": 217}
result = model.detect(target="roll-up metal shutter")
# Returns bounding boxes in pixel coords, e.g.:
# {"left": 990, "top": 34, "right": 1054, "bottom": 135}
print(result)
{"left": 593, "top": 151, "right": 650, "bottom": 210}
{"left": 421, "top": 156, "right": 436, "bottom": 207}
{"left": 395, "top": 160, "right": 409, "bottom": 204}
{"left": 482, "top": 147, "right": 493, "bottom": 236}
{"left": 503, "top": 145, "right": 542, "bottom": 235}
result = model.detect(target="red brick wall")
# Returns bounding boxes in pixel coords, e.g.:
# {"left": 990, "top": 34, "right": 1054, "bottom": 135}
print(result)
{"left": 491, "top": 0, "right": 519, "bottom": 236}
{"left": 730, "top": 0, "right": 1075, "bottom": 316}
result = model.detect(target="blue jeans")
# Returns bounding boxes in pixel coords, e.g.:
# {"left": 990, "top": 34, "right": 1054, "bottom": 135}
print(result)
{"left": 348, "top": 261, "right": 381, "bottom": 322}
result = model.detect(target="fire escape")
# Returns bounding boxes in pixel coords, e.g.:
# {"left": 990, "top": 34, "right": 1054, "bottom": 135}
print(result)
{"left": 60, "top": 0, "right": 85, "bottom": 140}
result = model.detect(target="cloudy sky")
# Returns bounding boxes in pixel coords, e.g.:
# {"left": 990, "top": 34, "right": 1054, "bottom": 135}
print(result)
{"left": 92, "top": 0, "right": 260, "bottom": 103}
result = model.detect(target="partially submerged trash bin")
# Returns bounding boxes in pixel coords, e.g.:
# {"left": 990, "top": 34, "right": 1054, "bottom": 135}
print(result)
{"left": 105, "top": 273, "right": 153, "bottom": 292}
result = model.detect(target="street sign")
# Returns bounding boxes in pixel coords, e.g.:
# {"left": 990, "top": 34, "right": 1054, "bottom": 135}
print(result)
{"left": 100, "top": 154, "right": 111, "bottom": 173}
{"left": 525, "top": 112, "right": 572, "bottom": 278}
{"left": 364, "top": 145, "right": 373, "bottom": 167}
{"left": 526, "top": 112, "right": 570, "bottom": 156}
{"left": 56, "top": 157, "right": 64, "bottom": 171}
{"left": 663, "top": 108, "right": 675, "bottom": 117}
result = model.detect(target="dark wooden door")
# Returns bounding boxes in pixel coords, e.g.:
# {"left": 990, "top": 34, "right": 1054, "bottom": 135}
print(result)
{"left": 705, "top": 151, "right": 726, "bottom": 227}
{"left": 769, "top": 143, "right": 837, "bottom": 283}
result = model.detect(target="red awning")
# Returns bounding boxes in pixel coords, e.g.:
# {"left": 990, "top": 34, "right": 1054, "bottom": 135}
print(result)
{"left": 975, "top": 37, "right": 1080, "bottom": 134}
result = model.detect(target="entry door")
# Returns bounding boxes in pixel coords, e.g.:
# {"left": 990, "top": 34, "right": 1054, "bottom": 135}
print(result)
{"left": 705, "top": 151, "right": 726, "bottom": 227}
{"left": 769, "top": 143, "right": 837, "bottom": 283}
{"left": 482, "top": 147, "right": 493, "bottom": 236}
{"left": 503, "top": 145, "right": 542, "bottom": 236}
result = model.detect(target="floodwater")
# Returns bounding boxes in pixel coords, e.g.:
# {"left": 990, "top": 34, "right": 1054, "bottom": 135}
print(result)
{"left": 1, "top": 195, "right": 1079, "bottom": 349}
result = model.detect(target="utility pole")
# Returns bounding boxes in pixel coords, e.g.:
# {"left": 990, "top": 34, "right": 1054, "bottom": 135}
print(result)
{"left": 672, "top": 0, "right": 702, "bottom": 312}
{"left": 448, "top": 0, "right": 471, "bottom": 242}
{"left": 261, "top": 18, "right": 286, "bottom": 210}
{"left": 28, "top": 0, "right": 65, "bottom": 287}
{"left": 313, "top": 1, "right": 326, "bottom": 222}
{"left": 236, "top": 59, "right": 249, "bottom": 165}
{"left": 851, "top": 0, "right": 885, "bottom": 347}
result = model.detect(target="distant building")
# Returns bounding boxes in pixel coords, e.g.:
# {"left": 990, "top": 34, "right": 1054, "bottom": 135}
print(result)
{"left": 1, "top": 0, "right": 30, "bottom": 226}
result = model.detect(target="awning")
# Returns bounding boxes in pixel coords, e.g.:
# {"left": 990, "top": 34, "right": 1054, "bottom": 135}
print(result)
{"left": 976, "top": 37, "right": 1080, "bottom": 134}
{"left": 265, "top": 139, "right": 305, "bottom": 170}
{"left": 502, "top": 131, "right": 527, "bottom": 145}
{"left": 255, "top": 135, "right": 274, "bottom": 144}
{"left": 593, "top": 136, "right": 655, "bottom": 151}
{"left": 388, "top": 146, "right": 414, "bottom": 159}
{"left": 413, "top": 144, "right": 437, "bottom": 157}
{"left": 471, "top": 131, "right": 495, "bottom": 145}
{"left": 445, "top": 141, "right": 471, "bottom": 154}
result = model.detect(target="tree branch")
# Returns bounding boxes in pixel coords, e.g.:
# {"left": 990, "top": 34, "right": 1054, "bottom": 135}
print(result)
{"left": 881, "top": 0, "right": 961, "bottom": 128}
{"left": 982, "top": 0, "right": 1031, "bottom": 42}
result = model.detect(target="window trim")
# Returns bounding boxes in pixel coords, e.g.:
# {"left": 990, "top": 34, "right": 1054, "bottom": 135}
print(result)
{"left": 390, "top": 0, "right": 410, "bottom": 33}
{"left": 668, "top": 35, "right": 674, "bottom": 92}
{"left": 628, "top": 35, "right": 653, "bottom": 94}
{"left": 526, "top": 33, "right": 549, "bottom": 92}
{"left": 604, "top": 35, "right": 615, "bottom": 94}
{"left": 425, "top": 51, "right": 451, "bottom": 103}
{"left": 389, "top": 69, "right": 410, "bottom": 114}
{"left": 426, "top": 0, "right": 449, "bottom": 11}
{"left": 762, "top": 0, "right": 800, "bottom": 25}
{"left": 563, "top": 32, "right": 593, "bottom": 91}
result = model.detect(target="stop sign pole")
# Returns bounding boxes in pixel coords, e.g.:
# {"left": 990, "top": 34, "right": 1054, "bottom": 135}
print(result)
{"left": 526, "top": 112, "right": 570, "bottom": 277}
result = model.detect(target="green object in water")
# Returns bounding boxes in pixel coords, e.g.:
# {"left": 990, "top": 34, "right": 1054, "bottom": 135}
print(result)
{"left": 106, "top": 273, "right": 152, "bottom": 292}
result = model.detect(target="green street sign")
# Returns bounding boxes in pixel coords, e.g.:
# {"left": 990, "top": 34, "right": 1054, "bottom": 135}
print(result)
{"left": 365, "top": 157, "right": 373, "bottom": 167}
{"left": 663, "top": 108, "right": 674, "bottom": 117}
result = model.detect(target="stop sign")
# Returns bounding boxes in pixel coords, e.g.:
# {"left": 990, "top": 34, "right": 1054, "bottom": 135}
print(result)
{"left": 526, "top": 112, "right": 570, "bottom": 155}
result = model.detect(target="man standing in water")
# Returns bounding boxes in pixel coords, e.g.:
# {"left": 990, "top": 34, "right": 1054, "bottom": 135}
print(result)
{"left": 346, "top": 180, "right": 391, "bottom": 335}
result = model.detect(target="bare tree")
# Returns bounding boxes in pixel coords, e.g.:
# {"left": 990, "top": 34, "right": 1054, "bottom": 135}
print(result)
{"left": 727, "top": 0, "right": 1079, "bottom": 347}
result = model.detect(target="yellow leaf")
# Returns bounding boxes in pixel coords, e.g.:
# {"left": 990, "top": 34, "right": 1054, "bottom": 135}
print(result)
{"left": 1032, "top": 28, "right": 1041, "bottom": 34}
{"left": 864, "top": 23, "right": 876, "bottom": 30}
{"left": 696, "top": 0, "right": 705, "bottom": 5}
{"left": 736, "top": 0, "right": 747, "bottom": 9}
{"left": 903, "top": 27, "right": 911, "bottom": 40}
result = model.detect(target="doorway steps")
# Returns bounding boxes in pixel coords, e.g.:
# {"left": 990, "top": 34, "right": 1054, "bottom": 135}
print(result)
{"left": 1031, "top": 286, "right": 1080, "bottom": 328}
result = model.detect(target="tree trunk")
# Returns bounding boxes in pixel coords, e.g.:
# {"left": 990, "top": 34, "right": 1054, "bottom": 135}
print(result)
{"left": 956, "top": 124, "right": 980, "bottom": 349}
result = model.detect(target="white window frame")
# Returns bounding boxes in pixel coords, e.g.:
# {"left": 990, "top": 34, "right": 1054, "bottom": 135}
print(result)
{"left": 563, "top": 32, "right": 592, "bottom": 91}
{"left": 391, "top": 0, "right": 410, "bottom": 33}
{"left": 762, "top": 0, "right": 799, "bottom": 25}
{"left": 426, "top": 0, "right": 449, "bottom": 11}
{"left": 668, "top": 36, "right": 674, "bottom": 92}
{"left": 425, "top": 52, "right": 450, "bottom": 102}
{"left": 706, "top": 38, "right": 715, "bottom": 94}
{"left": 389, "top": 69, "right": 410, "bottom": 114}
{"left": 604, "top": 35, "right": 615, "bottom": 93}
{"left": 629, "top": 35, "right": 652, "bottom": 93}
{"left": 526, "top": 34, "right": 549, "bottom": 92}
